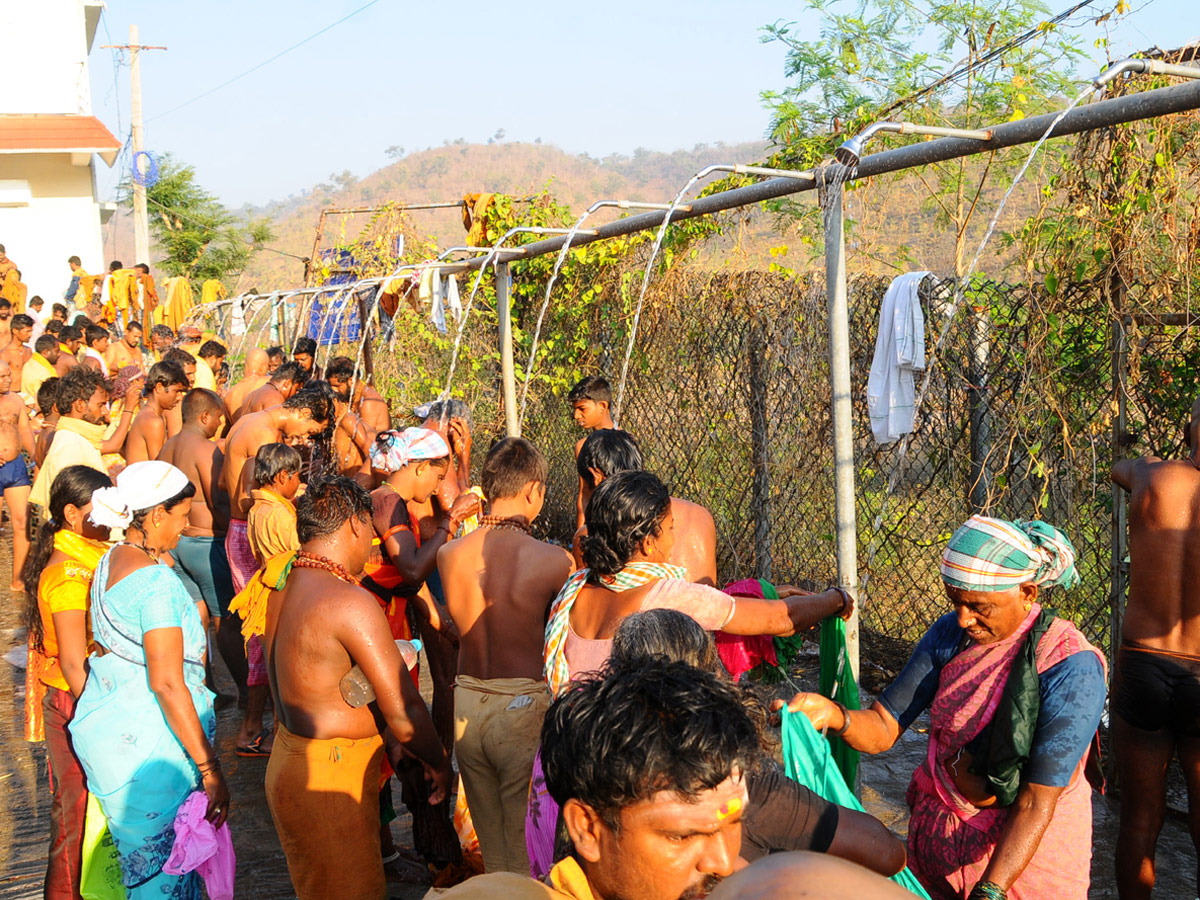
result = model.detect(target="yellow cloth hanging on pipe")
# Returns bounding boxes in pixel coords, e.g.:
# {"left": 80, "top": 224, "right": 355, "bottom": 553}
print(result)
{"left": 461, "top": 192, "right": 496, "bottom": 246}
{"left": 161, "top": 276, "right": 195, "bottom": 332}
{"left": 201, "top": 279, "right": 227, "bottom": 306}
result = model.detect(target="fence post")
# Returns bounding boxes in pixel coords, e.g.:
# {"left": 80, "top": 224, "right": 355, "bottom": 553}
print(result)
{"left": 968, "top": 302, "right": 992, "bottom": 512}
{"left": 497, "top": 261, "right": 520, "bottom": 437}
{"left": 748, "top": 314, "right": 772, "bottom": 580}
{"left": 822, "top": 177, "right": 860, "bottom": 687}
{"left": 1109, "top": 306, "right": 1129, "bottom": 660}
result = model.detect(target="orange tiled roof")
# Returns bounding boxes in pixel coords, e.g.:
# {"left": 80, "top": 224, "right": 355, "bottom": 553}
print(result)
{"left": 0, "top": 115, "right": 120, "bottom": 153}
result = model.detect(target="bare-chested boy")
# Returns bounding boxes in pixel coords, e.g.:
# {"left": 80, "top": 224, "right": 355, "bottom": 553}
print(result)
{"left": 264, "top": 476, "right": 451, "bottom": 900}
{"left": 33, "top": 378, "right": 59, "bottom": 467}
{"left": 1, "top": 314, "right": 33, "bottom": 390}
{"left": 80, "top": 324, "right": 111, "bottom": 376}
{"left": 124, "top": 360, "right": 187, "bottom": 465}
{"left": 568, "top": 375, "right": 617, "bottom": 528}
{"left": 225, "top": 347, "right": 270, "bottom": 416}
{"left": 158, "top": 388, "right": 243, "bottom": 711}
{"left": 232, "top": 360, "right": 304, "bottom": 424}
{"left": 0, "top": 360, "right": 35, "bottom": 590}
{"left": 55, "top": 324, "right": 83, "bottom": 375}
{"left": 574, "top": 429, "right": 718, "bottom": 585}
{"left": 105, "top": 319, "right": 144, "bottom": 373}
{"left": 1111, "top": 397, "right": 1200, "bottom": 899}
{"left": 161, "top": 347, "right": 198, "bottom": 437}
{"left": 437, "top": 437, "right": 573, "bottom": 874}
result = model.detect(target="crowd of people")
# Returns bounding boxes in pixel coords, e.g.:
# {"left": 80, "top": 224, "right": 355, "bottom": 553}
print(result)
{"left": 11, "top": 256, "right": 1199, "bottom": 900}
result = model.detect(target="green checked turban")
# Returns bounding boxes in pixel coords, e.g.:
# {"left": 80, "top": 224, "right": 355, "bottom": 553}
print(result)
{"left": 940, "top": 515, "right": 1080, "bottom": 592}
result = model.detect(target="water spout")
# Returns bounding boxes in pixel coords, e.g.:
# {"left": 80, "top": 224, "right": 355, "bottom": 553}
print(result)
{"left": 834, "top": 122, "right": 994, "bottom": 168}
{"left": 1093, "top": 57, "right": 1200, "bottom": 91}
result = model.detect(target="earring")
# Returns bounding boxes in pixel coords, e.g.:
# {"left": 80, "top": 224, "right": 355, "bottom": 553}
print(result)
{"left": 1024, "top": 601, "right": 1032, "bottom": 611}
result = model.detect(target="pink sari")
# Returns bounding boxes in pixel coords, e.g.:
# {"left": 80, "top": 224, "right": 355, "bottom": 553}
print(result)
{"left": 905, "top": 605, "right": 1104, "bottom": 900}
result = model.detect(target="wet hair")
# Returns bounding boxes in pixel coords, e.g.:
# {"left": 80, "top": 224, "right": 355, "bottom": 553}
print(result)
{"left": 284, "top": 381, "right": 334, "bottom": 424}
{"left": 84, "top": 324, "right": 108, "bottom": 347}
{"left": 128, "top": 479, "right": 197, "bottom": 533}
{"left": 541, "top": 657, "right": 760, "bottom": 832}
{"left": 295, "top": 475, "right": 372, "bottom": 544}
{"left": 577, "top": 429, "right": 643, "bottom": 488}
{"left": 68, "top": 255, "right": 81, "bottom": 266}
{"left": 34, "top": 334, "right": 58, "bottom": 355}
{"left": 198, "top": 339, "right": 226, "bottom": 361}
{"left": 612, "top": 609, "right": 720, "bottom": 673}
{"left": 45, "top": 320, "right": 64, "bottom": 337}
{"left": 253, "top": 442, "right": 303, "bottom": 488}
{"left": 324, "top": 355, "right": 357, "bottom": 382}
{"left": 36, "top": 378, "right": 60, "bottom": 417}
{"left": 567, "top": 375, "right": 611, "bottom": 406}
{"left": 163, "top": 348, "right": 195, "bottom": 370}
{"left": 124, "top": 320, "right": 143, "bottom": 333}
{"left": 143, "top": 360, "right": 188, "bottom": 398}
{"left": 22, "top": 466, "right": 114, "bottom": 651}
{"left": 421, "top": 398, "right": 472, "bottom": 429}
{"left": 10, "top": 313, "right": 33, "bottom": 332}
{"left": 482, "top": 437, "right": 547, "bottom": 502}
{"left": 150, "top": 324, "right": 175, "bottom": 344}
{"left": 293, "top": 336, "right": 317, "bottom": 357}
{"left": 582, "top": 470, "right": 671, "bottom": 584}
{"left": 270, "top": 360, "right": 305, "bottom": 386}
{"left": 266, "top": 346, "right": 285, "bottom": 363}
{"left": 181, "top": 387, "right": 223, "bottom": 422}
{"left": 60, "top": 325, "right": 83, "bottom": 344}
{"left": 55, "top": 366, "right": 108, "bottom": 416}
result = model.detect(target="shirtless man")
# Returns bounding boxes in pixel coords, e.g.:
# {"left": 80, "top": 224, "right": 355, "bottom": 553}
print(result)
{"left": 326, "top": 355, "right": 390, "bottom": 433}
{"left": 105, "top": 319, "right": 144, "bottom": 373}
{"left": 264, "top": 476, "right": 451, "bottom": 900}
{"left": 33, "top": 378, "right": 59, "bottom": 466}
{"left": 2, "top": 314, "right": 33, "bottom": 390}
{"left": 162, "top": 348, "right": 197, "bottom": 437}
{"left": 0, "top": 360, "right": 35, "bottom": 590}
{"left": 568, "top": 375, "right": 617, "bottom": 528}
{"left": 124, "top": 360, "right": 187, "bottom": 465}
{"left": 80, "top": 325, "right": 111, "bottom": 376}
{"left": 157, "top": 388, "right": 243, "bottom": 712}
{"left": 266, "top": 346, "right": 285, "bottom": 374}
{"left": 232, "top": 360, "right": 304, "bottom": 424}
{"left": 292, "top": 336, "right": 320, "bottom": 380}
{"left": 149, "top": 324, "right": 174, "bottom": 362}
{"left": 437, "top": 437, "right": 573, "bottom": 873}
{"left": 225, "top": 347, "right": 270, "bottom": 417}
{"left": 55, "top": 325, "right": 83, "bottom": 375}
{"left": 574, "top": 429, "right": 718, "bottom": 585}
{"left": 1111, "top": 397, "right": 1200, "bottom": 899}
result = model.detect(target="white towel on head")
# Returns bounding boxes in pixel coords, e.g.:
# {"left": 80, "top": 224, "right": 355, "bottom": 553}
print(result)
{"left": 867, "top": 272, "right": 930, "bottom": 444}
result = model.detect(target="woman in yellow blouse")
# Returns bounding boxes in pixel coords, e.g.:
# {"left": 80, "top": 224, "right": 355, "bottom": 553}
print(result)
{"left": 22, "top": 464, "right": 114, "bottom": 900}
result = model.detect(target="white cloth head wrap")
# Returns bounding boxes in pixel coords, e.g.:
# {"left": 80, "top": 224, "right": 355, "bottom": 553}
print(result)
{"left": 90, "top": 461, "right": 192, "bottom": 529}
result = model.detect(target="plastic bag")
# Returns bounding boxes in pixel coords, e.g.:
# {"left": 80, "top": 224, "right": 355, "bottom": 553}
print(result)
{"left": 80, "top": 792, "right": 127, "bottom": 900}
{"left": 780, "top": 706, "right": 931, "bottom": 899}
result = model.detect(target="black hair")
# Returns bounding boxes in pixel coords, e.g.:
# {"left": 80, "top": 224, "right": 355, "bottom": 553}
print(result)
{"left": 22, "top": 466, "right": 114, "bottom": 652}
{"left": 29, "top": 296, "right": 44, "bottom": 307}
{"left": 162, "top": 348, "right": 195, "bottom": 370}
{"left": 541, "top": 657, "right": 760, "bottom": 832}
{"left": 482, "top": 437, "right": 547, "bottom": 502}
{"left": 55, "top": 366, "right": 108, "bottom": 416}
{"left": 45, "top": 320, "right": 64, "bottom": 337}
{"left": 254, "top": 442, "right": 303, "bottom": 488}
{"left": 324, "top": 355, "right": 357, "bottom": 382}
{"left": 269, "top": 360, "right": 305, "bottom": 386}
{"left": 293, "top": 336, "right": 317, "bottom": 357}
{"left": 266, "top": 346, "right": 285, "bottom": 361}
{"left": 84, "top": 324, "right": 108, "bottom": 347}
{"left": 150, "top": 324, "right": 175, "bottom": 343}
{"left": 124, "top": 319, "right": 143, "bottom": 333}
{"left": 34, "top": 334, "right": 58, "bottom": 354}
{"left": 128, "top": 480, "right": 197, "bottom": 533}
{"left": 295, "top": 475, "right": 372, "bottom": 544}
{"left": 577, "top": 429, "right": 643, "bottom": 489}
{"left": 59, "top": 324, "right": 83, "bottom": 343}
{"left": 36, "top": 378, "right": 60, "bottom": 417}
{"left": 284, "top": 381, "right": 334, "bottom": 424}
{"left": 567, "top": 374, "right": 611, "bottom": 406}
{"left": 108, "top": 260, "right": 123, "bottom": 272}
{"left": 72, "top": 314, "right": 92, "bottom": 328}
{"left": 0, "top": 299, "right": 12, "bottom": 311}
{"left": 68, "top": 255, "right": 81, "bottom": 266}
{"left": 198, "top": 339, "right": 226, "bottom": 361}
{"left": 143, "top": 360, "right": 188, "bottom": 398}
{"left": 10, "top": 314, "right": 33, "bottom": 331}
{"left": 582, "top": 470, "right": 671, "bottom": 584}
{"left": 421, "top": 398, "right": 473, "bottom": 429}
{"left": 181, "top": 387, "right": 223, "bottom": 422}
{"left": 134, "top": 262, "right": 150, "bottom": 274}
{"left": 51, "top": 303, "right": 68, "bottom": 317}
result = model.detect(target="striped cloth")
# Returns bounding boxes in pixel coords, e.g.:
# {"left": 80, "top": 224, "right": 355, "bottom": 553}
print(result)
{"left": 369, "top": 427, "right": 449, "bottom": 473}
{"left": 940, "top": 515, "right": 1079, "bottom": 592}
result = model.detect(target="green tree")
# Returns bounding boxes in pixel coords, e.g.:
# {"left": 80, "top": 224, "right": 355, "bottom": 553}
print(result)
{"left": 120, "top": 154, "right": 275, "bottom": 285}
{"left": 762, "top": 0, "right": 1089, "bottom": 274}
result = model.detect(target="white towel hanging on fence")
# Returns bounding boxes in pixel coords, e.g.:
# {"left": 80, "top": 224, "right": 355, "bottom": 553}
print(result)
{"left": 867, "top": 271, "right": 930, "bottom": 444}
{"left": 445, "top": 273, "right": 461, "bottom": 320}
{"left": 430, "top": 270, "right": 447, "bottom": 333}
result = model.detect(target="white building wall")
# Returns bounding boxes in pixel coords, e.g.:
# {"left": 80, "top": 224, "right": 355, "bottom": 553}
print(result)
{"left": 0, "top": 0, "right": 96, "bottom": 115}
{"left": 0, "top": 154, "right": 105, "bottom": 304}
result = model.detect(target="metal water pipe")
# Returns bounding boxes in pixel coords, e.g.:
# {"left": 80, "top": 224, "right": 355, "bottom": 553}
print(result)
{"left": 835, "top": 122, "right": 994, "bottom": 168}
{"left": 1093, "top": 56, "right": 1200, "bottom": 90}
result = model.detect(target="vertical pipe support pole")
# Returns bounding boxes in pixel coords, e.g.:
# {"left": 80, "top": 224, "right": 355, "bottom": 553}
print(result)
{"left": 1109, "top": 308, "right": 1129, "bottom": 661}
{"left": 968, "top": 304, "right": 992, "bottom": 512}
{"left": 824, "top": 182, "right": 861, "bottom": 686}
{"left": 497, "top": 261, "right": 520, "bottom": 437}
{"left": 748, "top": 314, "right": 773, "bottom": 580}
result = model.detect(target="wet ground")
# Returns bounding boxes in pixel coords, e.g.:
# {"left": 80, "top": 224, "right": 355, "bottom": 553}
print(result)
{"left": 0, "top": 540, "right": 1196, "bottom": 898}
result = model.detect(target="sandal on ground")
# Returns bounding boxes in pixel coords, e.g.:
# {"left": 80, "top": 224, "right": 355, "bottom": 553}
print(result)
{"left": 234, "top": 730, "right": 272, "bottom": 758}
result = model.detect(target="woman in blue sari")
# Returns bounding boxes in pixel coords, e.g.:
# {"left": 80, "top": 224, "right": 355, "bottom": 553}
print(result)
{"left": 70, "top": 461, "right": 231, "bottom": 899}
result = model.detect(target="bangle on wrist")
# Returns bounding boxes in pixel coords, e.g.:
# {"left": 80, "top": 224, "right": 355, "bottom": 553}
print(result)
{"left": 833, "top": 586, "right": 852, "bottom": 617}
{"left": 830, "top": 700, "right": 851, "bottom": 737}
{"left": 968, "top": 882, "right": 1007, "bottom": 900}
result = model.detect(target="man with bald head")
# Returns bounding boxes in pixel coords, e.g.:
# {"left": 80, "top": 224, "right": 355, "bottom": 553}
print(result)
{"left": 227, "top": 348, "right": 270, "bottom": 416}
{"left": 1111, "top": 396, "right": 1200, "bottom": 899}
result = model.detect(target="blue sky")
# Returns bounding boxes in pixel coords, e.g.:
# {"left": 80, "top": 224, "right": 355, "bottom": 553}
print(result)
{"left": 89, "top": 0, "right": 1198, "bottom": 207}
